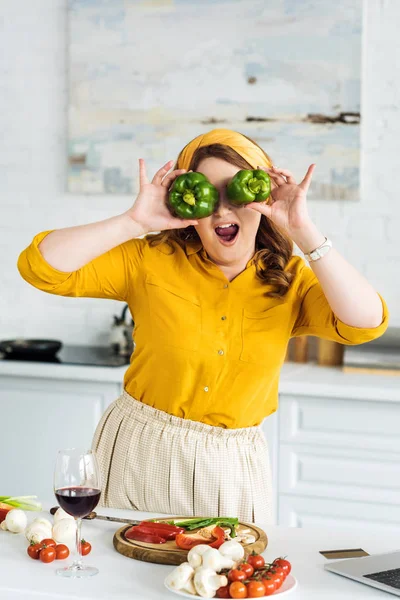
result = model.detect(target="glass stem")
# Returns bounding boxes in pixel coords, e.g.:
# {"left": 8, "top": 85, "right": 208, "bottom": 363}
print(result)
{"left": 73, "top": 518, "right": 83, "bottom": 569}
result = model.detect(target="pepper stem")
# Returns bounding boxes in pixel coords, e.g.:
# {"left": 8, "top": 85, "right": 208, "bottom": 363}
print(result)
{"left": 182, "top": 191, "right": 196, "bottom": 206}
{"left": 248, "top": 177, "right": 268, "bottom": 194}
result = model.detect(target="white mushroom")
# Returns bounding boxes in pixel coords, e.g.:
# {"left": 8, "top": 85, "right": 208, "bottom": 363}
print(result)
{"left": 194, "top": 567, "right": 228, "bottom": 599}
{"left": 25, "top": 521, "right": 52, "bottom": 544}
{"left": 219, "top": 540, "right": 245, "bottom": 562}
{"left": 1, "top": 520, "right": 8, "bottom": 531}
{"left": 187, "top": 544, "right": 215, "bottom": 569}
{"left": 165, "top": 562, "right": 196, "bottom": 595}
{"left": 52, "top": 518, "right": 77, "bottom": 546}
{"left": 31, "top": 517, "right": 52, "bottom": 530}
{"left": 201, "top": 547, "right": 234, "bottom": 572}
{"left": 5, "top": 509, "right": 27, "bottom": 533}
{"left": 53, "top": 507, "right": 74, "bottom": 524}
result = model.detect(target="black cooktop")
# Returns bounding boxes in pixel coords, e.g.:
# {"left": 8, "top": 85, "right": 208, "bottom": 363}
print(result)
{"left": 1, "top": 344, "right": 130, "bottom": 367}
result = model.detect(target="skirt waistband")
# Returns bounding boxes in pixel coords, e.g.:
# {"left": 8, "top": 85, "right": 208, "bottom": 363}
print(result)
{"left": 116, "top": 390, "right": 262, "bottom": 442}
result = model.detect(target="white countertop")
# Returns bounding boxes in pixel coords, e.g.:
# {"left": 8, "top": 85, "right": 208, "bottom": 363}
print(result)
{"left": 0, "top": 359, "right": 127, "bottom": 383}
{"left": 0, "top": 357, "right": 399, "bottom": 400}
{"left": 1, "top": 507, "right": 399, "bottom": 599}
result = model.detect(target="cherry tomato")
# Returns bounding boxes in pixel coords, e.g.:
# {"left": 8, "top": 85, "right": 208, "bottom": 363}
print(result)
{"left": 55, "top": 544, "right": 70, "bottom": 560}
{"left": 261, "top": 578, "right": 277, "bottom": 596}
{"left": 80, "top": 540, "right": 92, "bottom": 556}
{"left": 268, "top": 572, "right": 284, "bottom": 589}
{"left": 41, "top": 538, "right": 56, "bottom": 548}
{"left": 229, "top": 581, "right": 248, "bottom": 599}
{"left": 271, "top": 566, "right": 286, "bottom": 581}
{"left": 27, "top": 543, "right": 42, "bottom": 560}
{"left": 228, "top": 568, "right": 247, "bottom": 583}
{"left": 40, "top": 547, "right": 56, "bottom": 563}
{"left": 247, "top": 580, "right": 266, "bottom": 598}
{"left": 216, "top": 585, "right": 230, "bottom": 598}
{"left": 273, "top": 558, "right": 292, "bottom": 575}
{"left": 247, "top": 553, "right": 265, "bottom": 570}
{"left": 240, "top": 562, "right": 254, "bottom": 578}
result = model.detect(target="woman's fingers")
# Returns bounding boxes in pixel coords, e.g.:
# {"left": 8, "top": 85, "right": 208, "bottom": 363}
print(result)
{"left": 258, "top": 165, "right": 297, "bottom": 185}
{"left": 139, "top": 158, "right": 149, "bottom": 187}
{"left": 271, "top": 166, "right": 297, "bottom": 185}
{"left": 161, "top": 169, "right": 187, "bottom": 189}
{"left": 263, "top": 167, "right": 287, "bottom": 186}
{"left": 245, "top": 202, "right": 272, "bottom": 219}
{"left": 151, "top": 160, "right": 175, "bottom": 186}
{"left": 176, "top": 219, "right": 199, "bottom": 228}
{"left": 299, "top": 164, "right": 316, "bottom": 192}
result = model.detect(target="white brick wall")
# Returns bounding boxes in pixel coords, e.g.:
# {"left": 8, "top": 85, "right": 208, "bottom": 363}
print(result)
{"left": 1, "top": 0, "right": 398, "bottom": 345}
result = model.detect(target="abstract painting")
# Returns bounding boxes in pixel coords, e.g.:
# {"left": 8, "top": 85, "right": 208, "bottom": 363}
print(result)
{"left": 68, "top": 0, "right": 361, "bottom": 200}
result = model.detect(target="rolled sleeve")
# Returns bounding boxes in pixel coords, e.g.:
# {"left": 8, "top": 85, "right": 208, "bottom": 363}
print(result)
{"left": 291, "top": 260, "right": 389, "bottom": 345}
{"left": 334, "top": 294, "right": 389, "bottom": 344}
{"left": 17, "top": 230, "right": 74, "bottom": 291}
{"left": 18, "top": 230, "right": 146, "bottom": 301}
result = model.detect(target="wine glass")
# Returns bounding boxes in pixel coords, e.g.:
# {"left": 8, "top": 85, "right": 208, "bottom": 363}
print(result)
{"left": 54, "top": 448, "right": 101, "bottom": 578}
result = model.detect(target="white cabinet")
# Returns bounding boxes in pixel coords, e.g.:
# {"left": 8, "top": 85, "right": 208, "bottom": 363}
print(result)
{"left": 278, "top": 495, "right": 400, "bottom": 532}
{"left": 0, "top": 373, "right": 121, "bottom": 503}
{"left": 277, "top": 391, "right": 400, "bottom": 529}
{"left": 2, "top": 361, "right": 400, "bottom": 530}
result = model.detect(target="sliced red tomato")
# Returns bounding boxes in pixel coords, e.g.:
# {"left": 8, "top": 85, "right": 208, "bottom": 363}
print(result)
{"left": 175, "top": 526, "right": 225, "bottom": 550}
{"left": 0, "top": 503, "right": 11, "bottom": 523}
{"left": 175, "top": 532, "right": 208, "bottom": 550}
{"left": 134, "top": 524, "right": 182, "bottom": 541}
{"left": 208, "top": 526, "right": 225, "bottom": 549}
{"left": 140, "top": 521, "right": 185, "bottom": 534}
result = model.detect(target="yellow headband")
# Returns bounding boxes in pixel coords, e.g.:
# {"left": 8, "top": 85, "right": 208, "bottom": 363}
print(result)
{"left": 177, "top": 128, "right": 272, "bottom": 171}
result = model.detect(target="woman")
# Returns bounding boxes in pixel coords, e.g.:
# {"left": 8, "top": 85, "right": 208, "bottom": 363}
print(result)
{"left": 18, "top": 129, "right": 388, "bottom": 524}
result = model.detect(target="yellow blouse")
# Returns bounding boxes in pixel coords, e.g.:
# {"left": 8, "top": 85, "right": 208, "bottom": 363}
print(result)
{"left": 18, "top": 232, "right": 389, "bottom": 428}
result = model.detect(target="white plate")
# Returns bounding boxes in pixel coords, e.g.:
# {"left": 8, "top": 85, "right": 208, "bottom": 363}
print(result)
{"left": 164, "top": 573, "right": 297, "bottom": 598}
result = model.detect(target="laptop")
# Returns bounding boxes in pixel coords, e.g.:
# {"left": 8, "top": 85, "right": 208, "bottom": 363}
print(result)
{"left": 325, "top": 551, "right": 400, "bottom": 596}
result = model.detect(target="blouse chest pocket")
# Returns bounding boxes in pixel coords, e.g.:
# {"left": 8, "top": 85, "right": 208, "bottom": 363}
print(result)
{"left": 145, "top": 274, "right": 202, "bottom": 351}
{"left": 240, "top": 305, "right": 290, "bottom": 365}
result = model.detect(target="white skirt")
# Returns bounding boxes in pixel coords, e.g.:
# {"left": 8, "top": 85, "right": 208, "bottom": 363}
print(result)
{"left": 92, "top": 390, "right": 273, "bottom": 524}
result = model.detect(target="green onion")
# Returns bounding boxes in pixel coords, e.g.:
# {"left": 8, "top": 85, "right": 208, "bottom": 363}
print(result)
{"left": 0, "top": 496, "right": 42, "bottom": 511}
{"left": 164, "top": 516, "right": 239, "bottom": 532}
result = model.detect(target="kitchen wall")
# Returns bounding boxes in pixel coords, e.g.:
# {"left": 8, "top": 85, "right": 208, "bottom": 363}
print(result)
{"left": 1, "top": 0, "right": 399, "bottom": 346}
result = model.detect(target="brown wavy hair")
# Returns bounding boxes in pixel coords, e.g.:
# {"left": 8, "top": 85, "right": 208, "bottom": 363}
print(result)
{"left": 149, "top": 140, "right": 294, "bottom": 297}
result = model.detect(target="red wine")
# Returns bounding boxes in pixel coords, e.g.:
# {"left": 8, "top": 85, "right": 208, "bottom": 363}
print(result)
{"left": 55, "top": 486, "right": 101, "bottom": 518}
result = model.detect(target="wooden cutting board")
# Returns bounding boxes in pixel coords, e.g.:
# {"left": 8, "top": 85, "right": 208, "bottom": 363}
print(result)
{"left": 113, "top": 517, "right": 268, "bottom": 565}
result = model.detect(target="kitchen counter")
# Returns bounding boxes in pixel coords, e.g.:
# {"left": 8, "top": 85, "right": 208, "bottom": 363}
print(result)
{"left": 1, "top": 507, "right": 399, "bottom": 599}
{"left": 0, "top": 358, "right": 127, "bottom": 383}
{"left": 0, "top": 357, "right": 398, "bottom": 400}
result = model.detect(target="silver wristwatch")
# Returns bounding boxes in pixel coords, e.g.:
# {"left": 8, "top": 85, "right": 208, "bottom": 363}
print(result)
{"left": 304, "top": 237, "right": 332, "bottom": 262}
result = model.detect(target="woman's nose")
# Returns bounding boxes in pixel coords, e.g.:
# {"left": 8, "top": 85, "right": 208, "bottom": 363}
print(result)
{"left": 214, "top": 194, "right": 234, "bottom": 217}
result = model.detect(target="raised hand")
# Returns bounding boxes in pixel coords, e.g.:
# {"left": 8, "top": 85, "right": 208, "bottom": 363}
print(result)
{"left": 245, "top": 164, "right": 315, "bottom": 236}
{"left": 126, "top": 159, "right": 199, "bottom": 235}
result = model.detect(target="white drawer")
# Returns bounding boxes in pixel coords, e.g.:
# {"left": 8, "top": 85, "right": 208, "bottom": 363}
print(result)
{"left": 279, "top": 444, "right": 400, "bottom": 504}
{"left": 278, "top": 494, "right": 400, "bottom": 531}
{"left": 279, "top": 394, "right": 400, "bottom": 452}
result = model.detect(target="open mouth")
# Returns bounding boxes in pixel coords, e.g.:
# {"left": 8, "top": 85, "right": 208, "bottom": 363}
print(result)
{"left": 214, "top": 223, "right": 240, "bottom": 245}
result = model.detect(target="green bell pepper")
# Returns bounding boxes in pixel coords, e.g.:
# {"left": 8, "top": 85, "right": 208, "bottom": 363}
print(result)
{"left": 226, "top": 169, "right": 271, "bottom": 205}
{"left": 168, "top": 172, "right": 219, "bottom": 219}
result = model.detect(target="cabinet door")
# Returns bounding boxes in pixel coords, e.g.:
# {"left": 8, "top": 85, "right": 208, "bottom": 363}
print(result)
{"left": 279, "top": 494, "right": 400, "bottom": 532}
{"left": 0, "top": 376, "right": 120, "bottom": 503}
{"left": 279, "top": 444, "right": 400, "bottom": 505}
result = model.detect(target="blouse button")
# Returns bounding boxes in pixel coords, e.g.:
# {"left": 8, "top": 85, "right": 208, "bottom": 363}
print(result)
{"left": 218, "top": 349, "right": 224, "bottom": 356}
{"left": 223, "top": 284, "right": 229, "bottom": 289}
{"left": 221, "top": 316, "right": 227, "bottom": 321}
{"left": 204, "top": 386, "right": 209, "bottom": 392}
